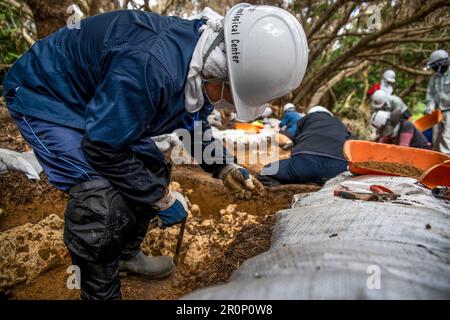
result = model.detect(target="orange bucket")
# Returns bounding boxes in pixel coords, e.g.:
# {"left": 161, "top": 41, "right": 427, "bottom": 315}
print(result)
{"left": 234, "top": 122, "right": 264, "bottom": 133}
{"left": 418, "top": 160, "right": 450, "bottom": 189}
{"left": 413, "top": 110, "right": 443, "bottom": 132}
{"left": 343, "top": 140, "right": 450, "bottom": 177}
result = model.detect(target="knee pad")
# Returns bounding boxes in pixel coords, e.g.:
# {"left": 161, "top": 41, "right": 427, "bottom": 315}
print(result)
{"left": 64, "top": 179, "right": 134, "bottom": 262}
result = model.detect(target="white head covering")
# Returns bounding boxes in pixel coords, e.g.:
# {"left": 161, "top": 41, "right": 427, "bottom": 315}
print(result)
{"left": 283, "top": 103, "right": 296, "bottom": 112}
{"left": 261, "top": 105, "right": 273, "bottom": 118}
{"left": 308, "top": 105, "right": 333, "bottom": 117}
{"left": 184, "top": 8, "right": 228, "bottom": 113}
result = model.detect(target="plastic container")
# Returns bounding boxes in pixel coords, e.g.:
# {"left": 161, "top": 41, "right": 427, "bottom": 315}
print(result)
{"left": 413, "top": 110, "right": 443, "bottom": 132}
{"left": 343, "top": 140, "right": 450, "bottom": 177}
{"left": 234, "top": 122, "right": 264, "bottom": 133}
{"left": 418, "top": 160, "right": 450, "bottom": 189}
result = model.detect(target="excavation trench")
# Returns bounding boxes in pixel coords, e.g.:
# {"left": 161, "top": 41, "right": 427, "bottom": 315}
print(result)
{"left": 0, "top": 164, "right": 319, "bottom": 300}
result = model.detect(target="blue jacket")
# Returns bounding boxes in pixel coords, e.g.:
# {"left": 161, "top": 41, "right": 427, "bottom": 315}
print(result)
{"left": 4, "top": 10, "right": 232, "bottom": 205}
{"left": 4, "top": 10, "right": 206, "bottom": 148}
{"left": 280, "top": 111, "right": 302, "bottom": 137}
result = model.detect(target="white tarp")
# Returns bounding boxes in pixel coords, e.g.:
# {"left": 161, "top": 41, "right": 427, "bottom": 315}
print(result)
{"left": 0, "top": 148, "right": 42, "bottom": 180}
{"left": 184, "top": 173, "right": 450, "bottom": 299}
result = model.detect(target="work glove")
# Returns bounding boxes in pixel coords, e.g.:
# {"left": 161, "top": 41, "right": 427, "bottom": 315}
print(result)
{"left": 152, "top": 191, "right": 188, "bottom": 228}
{"left": 281, "top": 140, "right": 294, "bottom": 150}
{"left": 218, "top": 164, "right": 265, "bottom": 200}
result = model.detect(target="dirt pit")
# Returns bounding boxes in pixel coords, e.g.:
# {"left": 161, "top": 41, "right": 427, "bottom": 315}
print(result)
{"left": 0, "top": 105, "right": 320, "bottom": 299}
{"left": 0, "top": 166, "right": 319, "bottom": 300}
{"left": 356, "top": 161, "right": 424, "bottom": 178}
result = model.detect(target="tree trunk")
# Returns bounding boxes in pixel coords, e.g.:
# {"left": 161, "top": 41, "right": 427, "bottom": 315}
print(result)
{"left": 25, "top": 0, "right": 72, "bottom": 38}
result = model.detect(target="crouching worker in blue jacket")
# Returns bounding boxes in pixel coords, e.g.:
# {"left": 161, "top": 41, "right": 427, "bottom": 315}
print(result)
{"left": 259, "top": 106, "right": 350, "bottom": 186}
{"left": 3, "top": 4, "right": 308, "bottom": 299}
{"left": 279, "top": 103, "right": 303, "bottom": 141}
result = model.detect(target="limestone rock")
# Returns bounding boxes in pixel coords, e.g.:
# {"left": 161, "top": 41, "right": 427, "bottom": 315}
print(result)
{"left": 0, "top": 214, "right": 68, "bottom": 291}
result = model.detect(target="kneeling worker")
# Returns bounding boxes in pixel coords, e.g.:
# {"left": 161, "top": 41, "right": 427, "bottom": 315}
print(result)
{"left": 259, "top": 106, "right": 350, "bottom": 185}
{"left": 3, "top": 5, "right": 308, "bottom": 299}
{"left": 371, "top": 110, "right": 432, "bottom": 149}
{"left": 371, "top": 89, "right": 412, "bottom": 119}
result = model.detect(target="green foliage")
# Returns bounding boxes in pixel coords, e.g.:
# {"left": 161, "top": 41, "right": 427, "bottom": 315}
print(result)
{"left": 0, "top": 5, "right": 29, "bottom": 89}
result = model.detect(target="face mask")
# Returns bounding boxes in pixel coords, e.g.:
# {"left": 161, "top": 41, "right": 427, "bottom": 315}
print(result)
{"left": 204, "top": 80, "right": 235, "bottom": 111}
{"left": 378, "top": 102, "right": 389, "bottom": 111}
{"left": 430, "top": 61, "right": 449, "bottom": 75}
{"left": 438, "top": 65, "right": 449, "bottom": 75}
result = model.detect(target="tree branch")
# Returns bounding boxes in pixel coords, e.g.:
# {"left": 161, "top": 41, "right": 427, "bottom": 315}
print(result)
{"left": 308, "top": 60, "right": 369, "bottom": 108}
{"left": 293, "top": 0, "right": 449, "bottom": 105}
{"left": 367, "top": 58, "right": 432, "bottom": 76}
{"left": 306, "top": 0, "right": 344, "bottom": 40}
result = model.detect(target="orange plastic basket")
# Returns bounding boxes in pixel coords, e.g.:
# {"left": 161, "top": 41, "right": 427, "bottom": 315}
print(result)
{"left": 413, "top": 110, "right": 443, "bottom": 132}
{"left": 234, "top": 123, "right": 264, "bottom": 133}
{"left": 418, "top": 160, "right": 450, "bottom": 189}
{"left": 343, "top": 140, "right": 450, "bottom": 177}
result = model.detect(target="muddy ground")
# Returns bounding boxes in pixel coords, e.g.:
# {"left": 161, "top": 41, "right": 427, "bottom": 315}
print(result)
{"left": 0, "top": 104, "right": 320, "bottom": 300}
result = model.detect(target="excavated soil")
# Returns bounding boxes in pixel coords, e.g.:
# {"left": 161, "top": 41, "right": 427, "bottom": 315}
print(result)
{"left": 356, "top": 161, "right": 424, "bottom": 178}
{"left": 0, "top": 105, "right": 320, "bottom": 299}
{"left": 0, "top": 171, "right": 67, "bottom": 232}
{"left": 1, "top": 167, "right": 317, "bottom": 300}
{"left": 194, "top": 214, "right": 277, "bottom": 289}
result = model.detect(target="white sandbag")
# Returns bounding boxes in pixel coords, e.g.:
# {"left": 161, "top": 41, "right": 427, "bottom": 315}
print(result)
{"left": 212, "top": 129, "right": 278, "bottom": 148}
{"left": 184, "top": 173, "right": 450, "bottom": 299}
{"left": 0, "top": 148, "right": 42, "bottom": 180}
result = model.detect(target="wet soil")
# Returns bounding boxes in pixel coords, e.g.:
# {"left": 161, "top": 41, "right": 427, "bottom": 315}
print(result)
{"left": 194, "top": 214, "right": 277, "bottom": 289}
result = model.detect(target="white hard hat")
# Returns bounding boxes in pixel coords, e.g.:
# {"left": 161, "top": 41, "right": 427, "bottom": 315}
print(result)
{"left": 428, "top": 49, "right": 449, "bottom": 66}
{"left": 261, "top": 105, "right": 273, "bottom": 118}
{"left": 371, "top": 89, "right": 389, "bottom": 110}
{"left": 224, "top": 3, "right": 309, "bottom": 121}
{"left": 308, "top": 105, "right": 333, "bottom": 116}
{"left": 371, "top": 110, "right": 390, "bottom": 129}
{"left": 283, "top": 103, "right": 296, "bottom": 112}
{"left": 383, "top": 69, "right": 395, "bottom": 83}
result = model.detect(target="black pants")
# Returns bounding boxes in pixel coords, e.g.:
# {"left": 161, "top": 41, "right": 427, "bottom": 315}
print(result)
{"left": 64, "top": 179, "right": 154, "bottom": 300}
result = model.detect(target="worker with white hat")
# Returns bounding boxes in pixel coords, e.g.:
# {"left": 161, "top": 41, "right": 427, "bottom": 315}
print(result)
{"left": 371, "top": 89, "right": 411, "bottom": 119}
{"left": 371, "top": 110, "right": 431, "bottom": 149}
{"left": 380, "top": 69, "right": 396, "bottom": 96}
{"left": 279, "top": 103, "right": 303, "bottom": 140}
{"left": 367, "top": 69, "right": 396, "bottom": 97}
{"left": 259, "top": 106, "right": 350, "bottom": 186}
{"left": 425, "top": 49, "right": 450, "bottom": 154}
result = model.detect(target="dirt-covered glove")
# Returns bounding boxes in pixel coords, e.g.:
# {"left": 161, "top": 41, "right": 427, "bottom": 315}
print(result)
{"left": 218, "top": 164, "right": 265, "bottom": 200}
{"left": 151, "top": 191, "right": 188, "bottom": 228}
